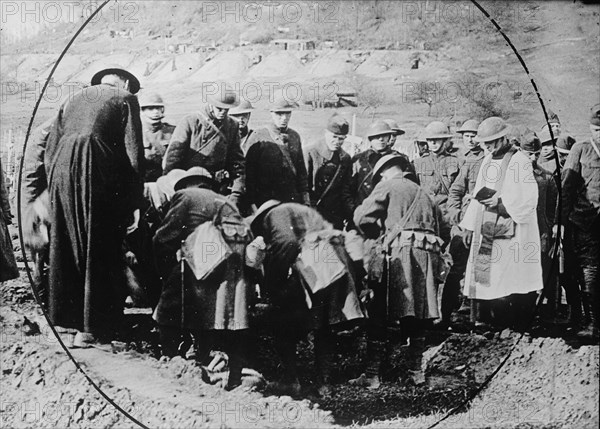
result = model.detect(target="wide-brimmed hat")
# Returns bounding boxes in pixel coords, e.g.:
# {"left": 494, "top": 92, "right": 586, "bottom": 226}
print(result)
{"left": 383, "top": 119, "right": 406, "bottom": 136}
{"left": 229, "top": 99, "right": 254, "bottom": 115}
{"left": 269, "top": 95, "right": 298, "bottom": 113}
{"left": 138, "top": 92, "right": 165, "bottom": 108}
{"left": 91, "top": 66, "right": 141, "bottom": 94}
{"left": 366, "top": 121, "right": 394, "bottom": 139}
{"left": 248, "top": 200, "right": 282, "bottom": 232}
{"left": 207, "top": 89, "right": 238, "bottom": 109}
{"left": 371, "top": 154, "right": 410, "bottom": 186}
{"left": 590, "top": 103, "right": 600, "bottom": 126}
{"left": 474, "top": 117, "right": 510, "bottom": 143}
{"left": 156, "top": 169, "right": 188, "bottom": 199}
{"left": 457, "top": 119, "right": 479, "bottom": 134}
{"left": 423, "top": 121, "right": 452, "bottom": 140}
{"left": 174, "top": 167, "right": 215, "bottom": 191}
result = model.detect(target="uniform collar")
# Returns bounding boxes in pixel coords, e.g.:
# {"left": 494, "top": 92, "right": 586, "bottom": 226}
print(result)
{"left": 317, "top": 139, "right": 339, "bottom": 160}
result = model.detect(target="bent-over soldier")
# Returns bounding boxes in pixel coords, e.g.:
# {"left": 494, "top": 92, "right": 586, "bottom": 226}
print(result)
{"left": 352, "top": 155, "right": 450, "bottom": 389}
{"left": 153, "top": 167, "right": 254, "bottom": 389}
{"left": 249, "top": 200, "right": 364, "bottom": 396}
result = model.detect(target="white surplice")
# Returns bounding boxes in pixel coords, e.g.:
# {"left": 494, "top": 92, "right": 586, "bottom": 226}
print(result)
{"left": 460, "top": 150, "right": 544, "bottom": 300}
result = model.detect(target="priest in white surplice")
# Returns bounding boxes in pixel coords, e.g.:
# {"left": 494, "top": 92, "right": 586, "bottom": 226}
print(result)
{"left": 460, "top": 118, "right": 543, "bottom": 326}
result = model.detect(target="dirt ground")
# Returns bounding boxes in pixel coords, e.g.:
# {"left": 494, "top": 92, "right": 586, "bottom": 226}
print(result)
{"left": 1, "top": 220, "right": 598, "bottom": 428}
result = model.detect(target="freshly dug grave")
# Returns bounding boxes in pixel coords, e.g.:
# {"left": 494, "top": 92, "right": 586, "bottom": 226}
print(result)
{"left": 1, "top": 267, "right": 598, "bottom": 428}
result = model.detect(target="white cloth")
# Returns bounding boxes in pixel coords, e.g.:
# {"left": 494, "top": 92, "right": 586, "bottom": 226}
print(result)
{"left": 460, "top": 151, "right": 543, "bottom": 300}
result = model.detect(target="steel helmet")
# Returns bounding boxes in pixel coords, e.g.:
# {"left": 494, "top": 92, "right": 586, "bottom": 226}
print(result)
{"left": 230, "top": 99, "right": 254, "bottom": 116}
{"left": 366, "top": 121, "right": 394, "bottom": 139}
{"left": 423, "top": 121, "right": 452, "bottom": 140}
{"left": 383, "top": 119, "right": 406, "bottom": 136}
{"left": 474, "top": 117, "right": 510, "bottom": 143}
{"left": 457, "top": 119, "right": 479, "bottom": 134}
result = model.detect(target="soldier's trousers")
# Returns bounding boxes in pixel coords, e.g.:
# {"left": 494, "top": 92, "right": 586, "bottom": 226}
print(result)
{"left": 573, "top": 221, "right": 600, "bottom": 329}
{"left": 441, "top": 227, "right": 470, "bottom": 320}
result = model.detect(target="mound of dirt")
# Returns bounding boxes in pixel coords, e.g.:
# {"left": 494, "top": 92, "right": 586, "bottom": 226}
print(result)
{"left": 248, "top": 51, "right": 305, "bottom": 79}
{"left": 147, "top": 53, "right": 207, "bottom": 83}
{"left": 37, "top": 55, "right": 89, "bottom": 84}
{"left": 355, "top": 50, "right": 411, "bottom": 78}
{"left": 306, "top": 51, "right": 355, "bottom": 78}
{"left": 190, "top": 51, "right": 251, "bottom": 83}
{"left": 69, "top": 54, "right": 137, "bottom": 86}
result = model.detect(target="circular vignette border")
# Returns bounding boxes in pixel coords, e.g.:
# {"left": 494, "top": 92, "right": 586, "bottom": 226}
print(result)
{"left": 13, "top": 1, "right": 563, "bottom": 429}
{"left": 16, "top": 1, "right": 149, "bottom": 428}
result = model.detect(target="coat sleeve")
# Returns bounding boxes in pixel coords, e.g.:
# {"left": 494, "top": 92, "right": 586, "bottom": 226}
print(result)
{"left": 447, "top": 162, "right": 468, "bottom": 224}
{"left": 353, "top": 183, "right": 389, "bottom": 239}
{"left": 153, "top": 192, "right": 189, "bottom": 278}
{"left": 163, "top": 116, "right": 193, "bottom": 173}
{"left": 22, "top": 117, "right": 55, "bottom": 207}
{"left": 293, "top": 137, "right": 310, "bottom": 205}
{"left": 459, "top": 156, "right": 488, "bottom": 231}
{"left": 244, "top": 134, "right": 261, "bottom": 207}
{"left": 501, "top": 154, "right": 538, "bottom": 224}
{"left": 226, "top": 123, "right": 246, "bottom": 197}
{"left": 0, "top": 160, "right": 11, "bottom": 221}
{"left": 123, "top": 94, "right": 145, "bottom": 209}
{"left": 304, "top": 148, "right": 315, "bottom": 203}
{"left": 341, "top": 158, "right": 355, "bottom": 222}
{"left": 560, "top": 145, "right": 582, "bottom": 222}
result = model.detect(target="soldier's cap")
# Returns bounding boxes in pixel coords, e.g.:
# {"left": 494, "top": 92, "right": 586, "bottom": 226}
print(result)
{"left": 424, "top": 121, "right": 452, "bottom": 140}
{"left": 474, "top": 117, "right": 509, "bottom": 143}
{"left": 537, "top": 127, "right": 556, "bottom": 145}
{"left": 91, "top": 65, "right": 140, "bottom": 94}
{"left": 383, "top": 119, "right": 406, "bottom": 136}
{"left": 248, "top": 200, "right": 282, "bottom": 232}
{"left": 269, "top": 95, "right": 298, "bottom": 113}
{"left": 590, "top": 103, "right": 600, "bottom": 126}
{"left": 371, "top": 154, "right": 411, "bottom": 186}
{"left": 457, "top": 119, "right": 480, "bottom": 134}
{"left": 520, "top": 131, "right": 541, "bottom": 153}
{"left": 366, "top": 121, "right": 394, "bottom": 139}
{"left": 207, "top": 89, "right": 239, "bottom": 110}
{"left": 139, "top": 92, "right": 165, "bottom": 108}
{"left": 229, "top": 99, "right": 254, "bottom": 116}
{"left": 327, "top": 115, "right": 349, "bottom": 135}
{"left": 547, "top": 109, "right": 560, "bottom": 125}
{"left": 173, "top": 167, "right": 215, "bottom": 191}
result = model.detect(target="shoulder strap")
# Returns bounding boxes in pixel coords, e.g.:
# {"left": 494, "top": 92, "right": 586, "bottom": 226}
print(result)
{"left": 265, "top": 126, "right": 297, "bottom": 176}
{"left": 431, "top": 156, "right": 451, "bottom": 194}
{"left": 197, "top": 111, "right": 227, "bottom": 152}
{"left": 316, "top": 159, "right": 345, "bottom": 207}
{"left": 384, "top": 187, "right": 424, "bottom": 249}
{"left": 590, "top": 140, "right": 600, "bottom": 159}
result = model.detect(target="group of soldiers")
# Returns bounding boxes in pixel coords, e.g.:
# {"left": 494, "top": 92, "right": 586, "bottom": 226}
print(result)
{"left": 15, "top": 65, "right": 600, "bottom": 395}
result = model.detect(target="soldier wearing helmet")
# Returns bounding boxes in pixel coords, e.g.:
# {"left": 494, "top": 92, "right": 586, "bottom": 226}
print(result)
{"left": 138, "top": 92, "right": 176, "bottom": 183}
{"left": 442, "top": 119, "right": 484, "bottom": 327}
{"left": 413, "top": 121, "right": 460, "bottom": 212}
{"left": 229, "top": 99, "right": 255, "bottom": 154}
{"left": 560, "top": 104, "right": 600, "bottom": 340}
{"left": 350, "top": 121, "right": 416, "bottom": 211}
{"left": 163, "top": 86, "right": 245, "bottom": 206}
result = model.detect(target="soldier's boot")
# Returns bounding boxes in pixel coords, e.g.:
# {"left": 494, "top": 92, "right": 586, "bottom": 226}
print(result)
{"left": 314, "top": 329, "right": 335, "bottom": 397}
{"left": 576, "top": 265, "right": 599, "bottom": 341}
{"left": 349, "top": 339, "right": 385, "bottom": 390}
